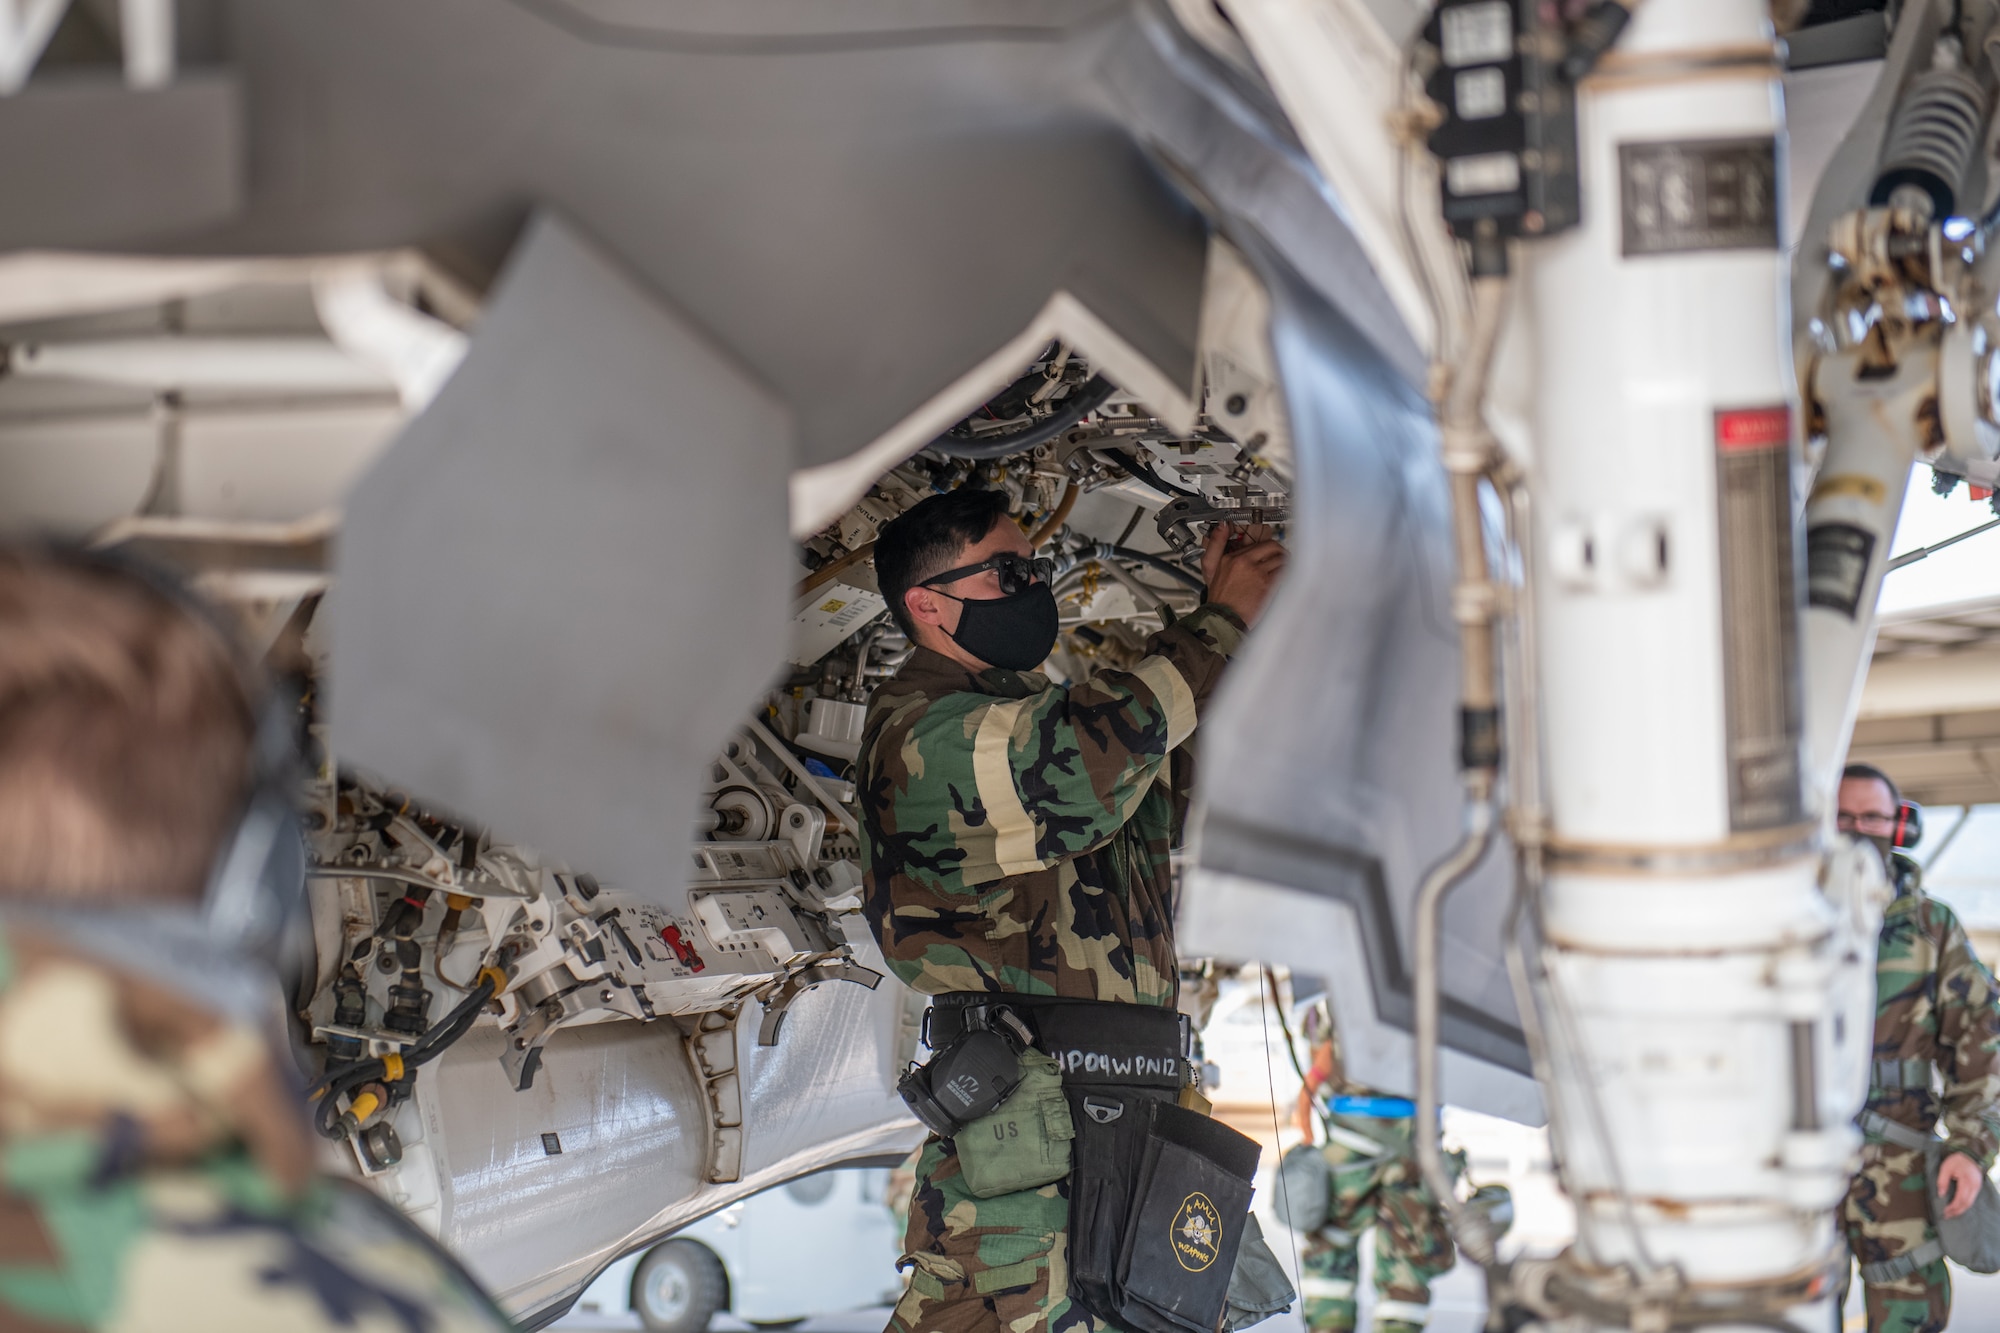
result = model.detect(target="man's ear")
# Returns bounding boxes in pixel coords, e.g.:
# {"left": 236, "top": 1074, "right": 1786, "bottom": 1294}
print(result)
{"left": 904, "top": 586, "right": 948, "bottom": 629}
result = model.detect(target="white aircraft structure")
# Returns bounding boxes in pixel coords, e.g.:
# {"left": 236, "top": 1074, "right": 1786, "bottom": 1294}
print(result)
{"left": 0, "top": 0, "right": 1983, "bottom": 1326}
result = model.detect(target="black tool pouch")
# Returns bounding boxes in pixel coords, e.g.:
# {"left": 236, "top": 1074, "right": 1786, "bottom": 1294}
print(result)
{"left": 922, "top": 994, "right": 1254, "bottom": 1331}
{"left": 1114, "top": 1101, "right": 1260, "bottom": 1333}
{"left": 1067, "top": 1083, "right": 1170, "bottom": 1321}
{"left": 1016, "top": 1001, "right": 1184, "bottom": 1323}
{"left": 1026, "top": 1002, "right": 1258, "bottom": 1333}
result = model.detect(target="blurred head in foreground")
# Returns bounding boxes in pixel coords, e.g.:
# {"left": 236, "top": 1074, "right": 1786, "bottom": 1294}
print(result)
{"left": 0, "top": 545, "right": 255, "bottom": 905}
{"left": 0, "top": 544, "right": 515, "bottom": 1331}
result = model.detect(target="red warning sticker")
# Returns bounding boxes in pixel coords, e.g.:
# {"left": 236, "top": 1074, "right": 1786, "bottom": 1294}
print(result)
{"left": 1715, "top": 406, "right": 1791, "bottom": 451}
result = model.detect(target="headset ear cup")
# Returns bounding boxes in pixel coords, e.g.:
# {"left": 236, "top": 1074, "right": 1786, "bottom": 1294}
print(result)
{"left": 203, "top": 790, "right": 307, "bottom": 960}
{"left": 1895, "top": 800, "right": 1924, "bottom": 851}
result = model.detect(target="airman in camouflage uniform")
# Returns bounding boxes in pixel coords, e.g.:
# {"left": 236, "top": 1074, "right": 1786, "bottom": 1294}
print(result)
{"left": 0, "top": 545, "right": 515, "bottom": 1332}
{"left": 1837, "top": 765, "right": 2000, "bottom": 1333}
{"left": 857, "top": 489, "right": 1284, "bottom": 1332}
{"left": 1291, "top": 1003, "right": 1453, "bottom": 1333}
{"left": 0, "top": 915, "right": 514, "bottom": 1332}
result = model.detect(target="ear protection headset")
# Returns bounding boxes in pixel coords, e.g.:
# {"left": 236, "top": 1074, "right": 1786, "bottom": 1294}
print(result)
{"left": 1843, "top": 763, "right": 1924, "bottom": 855}
{"left": 1891, "top": 799, "right": 1923, "bottom": 852}
{"left": 203, "top": 695, "right": 309, "bottom": 962}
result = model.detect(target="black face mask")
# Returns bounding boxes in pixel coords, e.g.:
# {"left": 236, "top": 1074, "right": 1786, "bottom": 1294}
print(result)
{"left": 940, "top": 583, "right": 1060, "bottom": 672}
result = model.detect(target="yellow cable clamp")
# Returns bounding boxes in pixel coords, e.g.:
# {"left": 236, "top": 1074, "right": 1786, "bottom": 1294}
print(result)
{"left": 348, "top": 1089, "right": 382, "bottom": 1125}
{"left": 477, "top": 966, "right": 508, "bottom": 996}
{"left": 380, "top": 1053, "right": 405, "bottom": 1082}
{"left": 445, "top": 893, "right": 473, "bottom": 912}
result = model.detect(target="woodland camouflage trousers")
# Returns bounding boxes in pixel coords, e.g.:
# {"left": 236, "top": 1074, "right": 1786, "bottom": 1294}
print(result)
{"left": 1842, "top": 1142, "right": 1950, "bottom": 1333}
{"left": 887, "top": 1136, "right": 1121, "bottom": 1333}
{"left": 1298, "top": 1146, "right": 1454, "bottom": 1333}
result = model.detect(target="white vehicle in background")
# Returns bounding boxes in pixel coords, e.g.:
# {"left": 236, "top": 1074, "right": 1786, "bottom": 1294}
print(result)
{"left": 565, "top": 1167, "right": 904, "bottom": 1333}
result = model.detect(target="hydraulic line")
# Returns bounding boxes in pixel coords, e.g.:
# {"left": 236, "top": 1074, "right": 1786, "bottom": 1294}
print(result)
{"left": 1412, "top": 272, "right": 1510, "bottom": 1269}
{"left": 1261, "top": 965, "right": 1309, "bottom": 1086}
{"left": 931, "top": 375, "right": 1117, "bottom": 460}
{"left": 1885, "top": 514, "right": 2000, "bottom": 570}
{"left": 1066, "top": 542, "right": 1205, "bottom": 591}
{"left": 1093, "top": 555, "right": 1172, "bottom": 618}
{"left": 1412, "top": 791, "right": 1498, "bottom": 1264}
{"left": 1439, "top": 276, "right": 1509, "bottom": 770}
{"left": 846, "top": 623, "right": 889, "bottom": 697}
{"left": 1028, "top": 481, "right": 1078, "bottom": 546}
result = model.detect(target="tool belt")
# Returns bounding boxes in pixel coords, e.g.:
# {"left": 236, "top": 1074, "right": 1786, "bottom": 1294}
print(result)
{"left": 923, "top": 992, "right": 1261, "bottom": 1333}
{"left": 923, "top": 991, "right": 1194, "bottom": 1082}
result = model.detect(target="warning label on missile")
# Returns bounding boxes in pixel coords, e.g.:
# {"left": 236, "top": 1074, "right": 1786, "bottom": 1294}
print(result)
{"left": 1715, "top": 406, "right": 1804, "bottom": 831}
{"left": 1621, "top": 138, "right": 1779, "bottom": 257}
{"left": 1806, "top": 522, "right": 1876, "bottom": 619}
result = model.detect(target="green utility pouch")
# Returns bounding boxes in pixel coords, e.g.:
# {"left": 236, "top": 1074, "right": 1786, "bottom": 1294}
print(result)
{"left": 1273, "top": 1142, "right": 1331, "bottom": 1234}
{"left": 955, "top": 1052, "right": 1075, "bottom": 1198}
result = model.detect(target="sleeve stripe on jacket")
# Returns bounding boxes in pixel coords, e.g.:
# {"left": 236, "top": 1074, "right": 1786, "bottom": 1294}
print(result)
{"left": 1130, "top": 656, "right": 1198, "bottom": 750}
{"left": 972, "top": 698, "right": 1051, "bottom": 875}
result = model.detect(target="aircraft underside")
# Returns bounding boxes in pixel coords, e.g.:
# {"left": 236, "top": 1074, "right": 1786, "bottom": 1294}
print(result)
{"left": 0, "top": 0, "right": 1986, "bottom": 1325}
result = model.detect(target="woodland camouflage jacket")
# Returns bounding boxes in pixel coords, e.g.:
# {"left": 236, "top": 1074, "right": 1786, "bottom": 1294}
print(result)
{"left": 0, "top": 917, "right": 512, "bottom": 1331}
{"left": 857, "top": 604, "right": 1243, "bottom": 1009}
{"left": 1870, "top": 884, "right": 2000, "bottom": 1168}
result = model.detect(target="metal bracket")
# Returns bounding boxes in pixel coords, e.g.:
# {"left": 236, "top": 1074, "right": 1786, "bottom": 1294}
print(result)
{"left": 755, "top": 956, "right": 884, "bottom": 1047}
{"left": 680, "top": 1006, "right": 745, "bottom": 1183}
{"left": 1154, "top": 492, "right": 1289, "bottom": 551}
{"left": 498, "top": 999, "right": 562, "bottom": 1092}
{"left": 495, "top": 976, "right": 645, "bottom": 1092}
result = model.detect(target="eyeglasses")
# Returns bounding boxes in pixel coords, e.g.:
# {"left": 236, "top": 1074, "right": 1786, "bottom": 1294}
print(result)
{"left": 921, "top": 553, "right": 1054, "bottom": 596}
{"left": 1836, "top": 811, "right": 1898, "bottom": 835}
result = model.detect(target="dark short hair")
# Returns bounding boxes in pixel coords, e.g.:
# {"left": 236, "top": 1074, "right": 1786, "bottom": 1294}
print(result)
{"left": 873, "top": 488, "right": 1011, "bottom": 638}
{"left": 1842, "top": 762, "right": 1900, "bottom": 805}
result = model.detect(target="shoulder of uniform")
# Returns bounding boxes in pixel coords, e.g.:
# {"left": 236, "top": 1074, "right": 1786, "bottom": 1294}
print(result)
{"left": 863, "top": 683, "right": 998, "bottom": 767}
{"left": 867, "top": 651, "right": 979, "bottom": 718}
{"left": 864, "top": 678, "right": 932, "bottom": 723}
{"left": 904, "top": 688, "right": 1002, "bottom": 736}
{"left": 1884, "top": 890, "right": 1930, "bottom": 922}
{"left": 1913, "top": 891, "right": 1965, "bottom": 934}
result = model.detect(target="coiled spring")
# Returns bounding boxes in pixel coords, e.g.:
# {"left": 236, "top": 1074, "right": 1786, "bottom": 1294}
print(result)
{"left": 1872, "top": 69, "right": 1988, "bottom": 218}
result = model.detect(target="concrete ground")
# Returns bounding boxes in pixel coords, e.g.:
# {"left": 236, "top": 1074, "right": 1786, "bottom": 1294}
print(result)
{"left": 552, "top": 1260, "right": 2000, "bottom": 1333}
{"left": 555, "top": 988, "right": 2000, "bottom": 1332}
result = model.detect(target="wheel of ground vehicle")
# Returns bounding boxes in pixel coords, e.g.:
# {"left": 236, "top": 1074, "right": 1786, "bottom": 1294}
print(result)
{"left": 632, "top": 1239, "right": 728, "bottom": 1333}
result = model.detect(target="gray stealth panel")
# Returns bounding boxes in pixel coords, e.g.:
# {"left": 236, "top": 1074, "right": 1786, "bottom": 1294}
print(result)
{"left": 329, "top": 213, "right": 792, "bottom": 899}
{"left": 0, "top": 73, "right": 241, "bottom": 249}
{"left": 1179, "top": 234, "right": 1531, "bottom": 1109}
{"left": 1092, "top": 4, "right": 1427, "bottom": 391}
{"left": 1096, "top": 15, "right": 1524, "bottom": 1097}
{"left": 120, "top": 0, "right": 1206, "bottom": 473}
